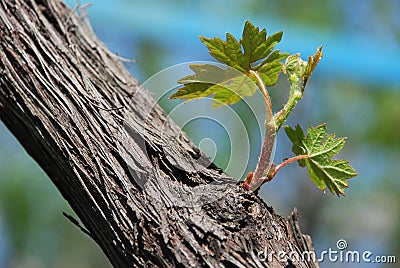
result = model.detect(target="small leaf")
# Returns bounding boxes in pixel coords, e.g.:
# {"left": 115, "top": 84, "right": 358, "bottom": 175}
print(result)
{"left": 284, "top": 125, "right": 306, "bottom": 167}
{"left": 241, "top": 21, "right": 268, "bottom": 67}
{"left": 172, "top": 21, "right": 289, "bottom": 109}
{"left": 200, "top": 35, "right": 245, "bottom": 72}
{"left": 305, "top": 46, "right": 323, "bottom": 78}
{"left": 200, "top": 20, "right": 288, "bottom": 72}
{"left": 284, "top": 47, "right": 323, "bottom": 95}
{"left": 284, "top": 124, "right": 357, "bottom": 196}
{"left": 256, "top": 62, "right": 283, "bottom": 87}
{"left": 171, "top": 64, "right": 257, "bottom": 108}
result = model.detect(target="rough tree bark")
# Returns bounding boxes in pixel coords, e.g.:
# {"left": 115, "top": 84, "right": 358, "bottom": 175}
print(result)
{"left": 0, "top": 0, "right": 319, "bottom": 267}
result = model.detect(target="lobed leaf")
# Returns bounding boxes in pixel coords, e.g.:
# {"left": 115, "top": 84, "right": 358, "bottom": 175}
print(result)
{"left": 172, "top": 21, "right": 289, "bottom": 107}
{"left": 171, "top": 64, "right": 258, "bottom": 108}
{"left": 241, "top": 21, "right": 268, "bottom": 68}
{"left": 284, "top": 125, "right": 306, "bottom": 166}
{"left": 284, "top": 124, "right": 357, "bottom": 196}
{"left": 200, "top": 20, "right": 288, "bottom": 72}
{"left": 199, "top": 35, "right": 245, "bottom": 72}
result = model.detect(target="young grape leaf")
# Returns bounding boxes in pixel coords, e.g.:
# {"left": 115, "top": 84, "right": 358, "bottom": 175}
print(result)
{"left": 171, "top": 20, "right": 288, "bottom": 107}
{"left": 240, "top": 21, "right": 288, "bottom": 70}
{"left": 199, "top": 20, "right": 288, "bottom": 72}
{"left": 200, "top": 34, "right": 246, "bottom": 72}
{"left": 284, "top": 46, "right": 323, "bottom": 95}
{"left": 284, "top": 124, "right": 357, "bottom": 196}
{"left": 170, "top": 64, "right": 258, "bottom": 107}
{"left": 273, "top": 46, "right": 323, "bottom": 131}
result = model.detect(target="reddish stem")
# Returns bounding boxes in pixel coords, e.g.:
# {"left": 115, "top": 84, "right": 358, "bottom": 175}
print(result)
{"left": 264, "top": 155, "right": 309, "bottom": 182}
{"left": 248, "top": 70, "right": 276, "bottom": 191}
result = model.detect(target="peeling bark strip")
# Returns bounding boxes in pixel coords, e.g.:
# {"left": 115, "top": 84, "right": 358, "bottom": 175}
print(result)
{"left": 0, "top": 0, "right": 319, "bottom": 267}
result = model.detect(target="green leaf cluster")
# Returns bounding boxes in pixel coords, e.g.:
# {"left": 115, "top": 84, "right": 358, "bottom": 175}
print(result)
{"left": 284, "top": 46, "right": 323, "bottom": 95}
{"left": 284, "top": 124, "right": 358, "bottom": 196}
{"left": 170, "top": 21, "right": 288, "bottom": 107}
{"left": 273, "top": 46, "right": 323, "bottom": 130}
{"left": 170, "top": 20, "right": 357, "bottom": 196}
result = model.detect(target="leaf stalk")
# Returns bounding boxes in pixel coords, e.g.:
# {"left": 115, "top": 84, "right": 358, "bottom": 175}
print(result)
{"left": 248, "top": 70, "right": 277, "bottom": 191}
{"left": 265, "top": 154, "right": 309, "bottom": 182}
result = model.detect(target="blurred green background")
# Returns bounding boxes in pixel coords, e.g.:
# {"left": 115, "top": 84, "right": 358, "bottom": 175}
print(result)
{"left": 1, "top": 0, "right": 399, "bottom": 267}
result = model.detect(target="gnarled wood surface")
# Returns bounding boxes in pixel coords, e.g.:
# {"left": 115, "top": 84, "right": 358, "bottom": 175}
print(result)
{"left": 0, "top": 0, "right": 319, "bottom": 267}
